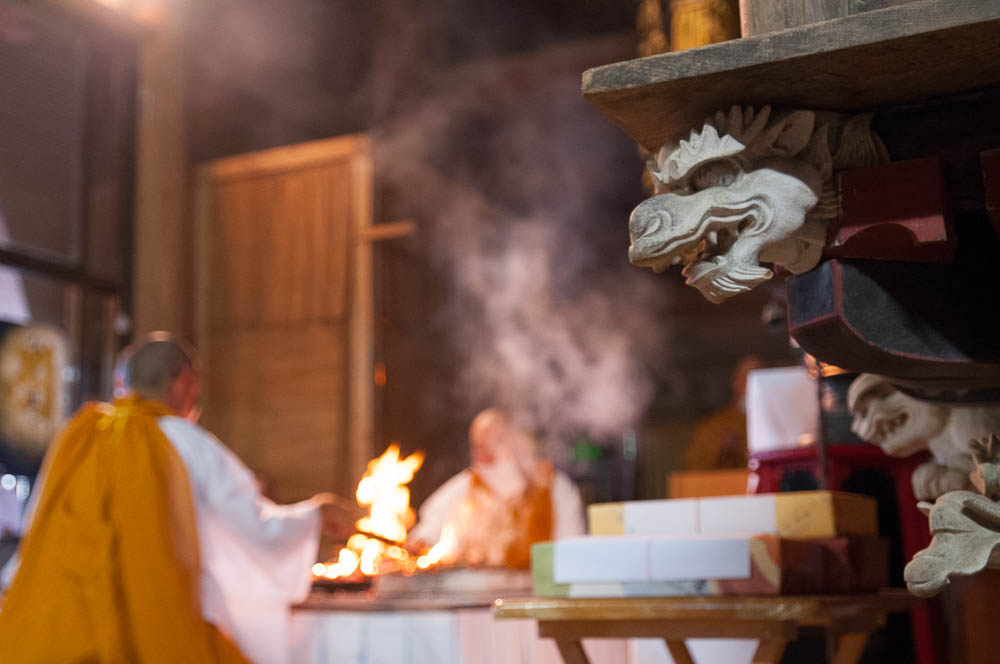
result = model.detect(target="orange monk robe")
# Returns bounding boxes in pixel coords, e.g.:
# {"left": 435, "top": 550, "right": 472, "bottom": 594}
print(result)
{"left": 467, "top": 464, "right": 554, "bottom": 569}
{"left": 0, "top": 397, "right": 248, "bottom": 663}
{"left": 684, "top": 403, "right": 749, "bottom": 470}
{"left": 412, "top": 462, "right": 585, "bottom": 569}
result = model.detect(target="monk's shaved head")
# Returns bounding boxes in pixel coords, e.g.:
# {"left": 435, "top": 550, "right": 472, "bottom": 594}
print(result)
{"left": 127, "top": 333, "right": 198, "bottom": 402}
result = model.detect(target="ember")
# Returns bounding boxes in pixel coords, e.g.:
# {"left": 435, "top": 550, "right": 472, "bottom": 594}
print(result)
{"left": 314, "top": 444, "right": 455, "bottom": 581}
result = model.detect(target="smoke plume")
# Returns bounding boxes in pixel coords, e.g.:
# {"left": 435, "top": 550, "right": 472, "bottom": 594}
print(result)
{"left": 375, "top": 33, "right": 670, "bottom": 461}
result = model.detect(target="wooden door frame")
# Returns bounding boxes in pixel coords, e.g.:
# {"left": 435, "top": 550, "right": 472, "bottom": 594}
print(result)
{"left": 193, "top": 134, "right": 374, "bottom": 488}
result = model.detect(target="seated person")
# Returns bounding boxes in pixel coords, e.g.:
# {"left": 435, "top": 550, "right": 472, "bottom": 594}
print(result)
{"left": 408, "top": 408, "right": 584, "bottom": 568}
{"left": 0, "top": 334, "right": 348, "bottom": 664}
{"left": 684, "top": 355, "right": 763, "bottom": 470}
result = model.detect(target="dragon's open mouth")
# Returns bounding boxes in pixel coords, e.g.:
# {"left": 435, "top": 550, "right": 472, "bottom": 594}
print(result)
{"left": 631, "top": 217, "right": 754, "bottom": 274}
{"left": 628, "top": 188, "right": 804, "bottom": 302}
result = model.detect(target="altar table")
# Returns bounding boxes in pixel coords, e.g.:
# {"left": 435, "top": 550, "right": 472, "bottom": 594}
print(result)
{"left": 493, "top": 591, "right": 922, "bottom": 664}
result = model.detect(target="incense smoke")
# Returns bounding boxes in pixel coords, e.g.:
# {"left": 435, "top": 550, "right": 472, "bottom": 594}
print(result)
{"left": 374, "top": 34, "right": 670, "bottom": 461}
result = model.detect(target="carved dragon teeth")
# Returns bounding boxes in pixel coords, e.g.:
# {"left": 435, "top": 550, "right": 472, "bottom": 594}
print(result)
{"left": 659, "top": 223, "right": 736, "bottom": 270}
{"left": 640, "top": 219, "right": 743, "bottom": 274}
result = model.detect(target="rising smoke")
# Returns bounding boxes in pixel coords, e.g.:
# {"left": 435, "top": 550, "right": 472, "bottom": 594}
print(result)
{"left": 182, "top": 0, "right": 671, "bottom": 466}
{"left": 374, "top": 32, "right": 671, "bottom": 461}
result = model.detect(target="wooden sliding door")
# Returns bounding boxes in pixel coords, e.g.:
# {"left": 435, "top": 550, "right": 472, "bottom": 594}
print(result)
{"left": 194, "top": 135, "right": 373, "bottom": 502}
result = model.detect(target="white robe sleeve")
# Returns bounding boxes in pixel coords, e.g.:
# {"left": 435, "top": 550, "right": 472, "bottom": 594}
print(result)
{"left": 551, "top": 471, "right": 585, "bottom": 539}
{"left": 157, "top": 416, "right": 321, "bottom": 601}
{"left": 407, "top": 471, "right": 471, "bottom": 545}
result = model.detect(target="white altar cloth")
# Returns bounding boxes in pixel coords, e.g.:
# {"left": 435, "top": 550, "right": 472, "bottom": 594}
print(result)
{"left": 288, "top": 605, "right": 757, "bottom": 664}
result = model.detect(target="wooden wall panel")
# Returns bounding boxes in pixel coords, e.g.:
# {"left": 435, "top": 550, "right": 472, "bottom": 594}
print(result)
{"left": 205, "top": 326, "right": 348, "bottom": 503}
{"left": 195, "top": 135, "right": 371, "bottom": 502}
{"left": 210, "top": 165, "right": 351, "bottom": 330}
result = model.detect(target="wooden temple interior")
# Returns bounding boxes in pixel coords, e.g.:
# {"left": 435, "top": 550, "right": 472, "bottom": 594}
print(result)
{"left": 0, "top": 1, "right": 998, "bottom": 663}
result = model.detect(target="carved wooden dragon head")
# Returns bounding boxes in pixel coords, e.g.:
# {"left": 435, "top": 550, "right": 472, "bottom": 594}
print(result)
{"left": 628, "top": 105, "right": 886, "bottom": 302}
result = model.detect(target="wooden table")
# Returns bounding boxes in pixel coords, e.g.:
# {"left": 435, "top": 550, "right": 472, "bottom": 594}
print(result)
{"left": 493, "top": 592, "right": 921, "bottom": 664}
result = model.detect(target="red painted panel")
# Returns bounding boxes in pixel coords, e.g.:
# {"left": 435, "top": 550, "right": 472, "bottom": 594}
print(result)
{"left": 981, "top": 149, "right": 1000, "bottom": 237}
{"left": 826, "top": 158, "right": 953, "bottom": 262}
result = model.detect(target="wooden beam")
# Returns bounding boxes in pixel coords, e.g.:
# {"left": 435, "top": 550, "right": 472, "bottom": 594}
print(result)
{"left": 0, "top": 248, "right": 119, "bottom": 294}
{"left": 196, "top": 135, "right": 371, "bottom": 181}
{"left": 582, "top": 0, "right": 1000, "bottom": 151}
{"left": 357, "top": 221, "right": 417, "bottom": 243}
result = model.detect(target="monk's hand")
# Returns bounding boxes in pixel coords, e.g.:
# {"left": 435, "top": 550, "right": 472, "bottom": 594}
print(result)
{"left": 311, "top": 492, "right": 336, "bottom": 507}
{"left": 406, "top": 538, "right": 428, "bottom": 555}
{"left": 312, "top": 493, "right": 358, "bottom": 540}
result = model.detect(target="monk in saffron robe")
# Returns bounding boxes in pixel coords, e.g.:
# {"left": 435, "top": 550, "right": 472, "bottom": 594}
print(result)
{"left": 408, "top": 408, "right": 584, "bottom": 568}
{"left": 684, "top": 355, "right": 764, "bottom": 471}
{"left": 0, "top": 334, "right": 343, "bottom": 663}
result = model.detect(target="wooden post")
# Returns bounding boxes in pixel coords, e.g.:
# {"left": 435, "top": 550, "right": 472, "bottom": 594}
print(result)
{"left": 348, "top": 139, "right": 375, "bottom": 489}
{"left": 132, "top": 0, "right": 192, "bottom": 339}
{"left": 670, "top": 0, "right": 739, "bottom": 51}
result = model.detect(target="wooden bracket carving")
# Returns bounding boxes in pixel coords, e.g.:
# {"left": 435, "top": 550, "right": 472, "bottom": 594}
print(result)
{"left": 628, "top": 105, "right": 886, "bottom": 302}
{"left": 786, "top": 259, "right": 1000, "bottom": 395}
{"left": 981, "top": 148, "right": 1000, "bottom": 239}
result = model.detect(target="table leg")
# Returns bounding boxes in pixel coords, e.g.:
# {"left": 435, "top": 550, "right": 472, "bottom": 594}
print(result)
{"left": 831, "top": 632, "right": 870, "bottom": 664}
{"left": 664, "top": 639, "right": 695, "bottom": 664}
{"left": 752, "top": 638, "right": 788, "bottom": 664}
{"left": 554, "top": 638, "right": 591, "bottom": 664}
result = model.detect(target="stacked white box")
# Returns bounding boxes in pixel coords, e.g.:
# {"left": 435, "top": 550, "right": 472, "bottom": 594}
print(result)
{"left": 648, "top": 537, "right": 751, "bottom": 581}
{"left": 697, "top": 495, "right": 777, "bottom": 536}
{"left": 624, "top": 499, "right": 698, "bottom": 536}
{"left": 551, "top": 535, "right": 753, "bottom": 584}
{"left": 552, "top": 536, "right": 649, "bottom": 584}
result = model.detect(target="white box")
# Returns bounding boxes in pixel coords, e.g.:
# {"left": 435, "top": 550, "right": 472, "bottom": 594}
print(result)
{"left": 746, "top": 366, "right": 818, "bottom": 453}
{"left": 623, "top": 499, "right": 698, "bottom": 536}
{"left": 551, "top": 536, "right": 754, "bottom": 585}
{"left": 552, "top": 536, "right": 649, "bottom": 584}
{"left": 648, "top": 536, "right": 751, "bottom": 581}
{"left": 698, "top": 494, "right": 777, "bottom": 536}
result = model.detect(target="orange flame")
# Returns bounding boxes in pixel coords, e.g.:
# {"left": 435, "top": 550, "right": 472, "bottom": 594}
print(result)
{"left": 416, "top": 523, "right": 457, "bottom": 570}
{"left": 315, "top": 444, "right": 430, "bottom": 580}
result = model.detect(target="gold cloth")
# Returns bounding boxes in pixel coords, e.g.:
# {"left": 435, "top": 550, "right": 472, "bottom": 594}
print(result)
{"left": 0, "top": 396, "right": 248, "bottom": 663}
